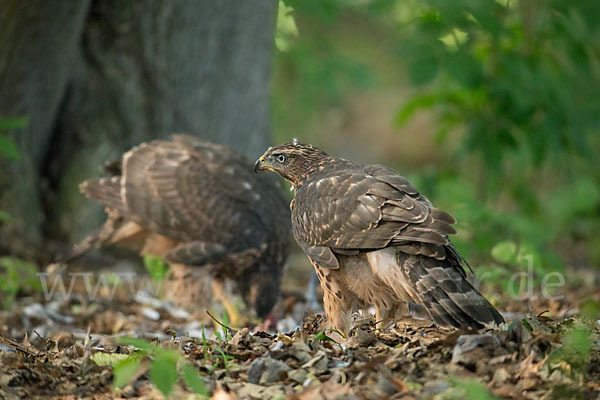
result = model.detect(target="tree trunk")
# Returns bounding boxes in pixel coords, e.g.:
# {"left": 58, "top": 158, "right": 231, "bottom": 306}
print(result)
{"left": 0, "top": 0, "right": 278, "bottom": 259}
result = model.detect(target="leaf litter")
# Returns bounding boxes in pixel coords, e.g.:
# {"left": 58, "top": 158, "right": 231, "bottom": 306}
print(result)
{"left": 0, "top": 272, "right": 598, "bottom": 400}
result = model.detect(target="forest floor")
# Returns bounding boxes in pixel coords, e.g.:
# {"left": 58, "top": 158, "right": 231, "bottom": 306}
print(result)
{"left": 0, "top": 259, "right": 599, "bottom": 400}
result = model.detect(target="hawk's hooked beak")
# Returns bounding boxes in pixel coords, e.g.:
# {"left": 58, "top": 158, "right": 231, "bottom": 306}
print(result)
{"left": 254, "top": 155, "right": 267, "bottom": 173}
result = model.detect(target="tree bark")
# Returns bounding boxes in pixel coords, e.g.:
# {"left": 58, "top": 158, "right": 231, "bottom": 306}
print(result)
{"left": 0, "top": 0, "right": 278, "bottom": 259}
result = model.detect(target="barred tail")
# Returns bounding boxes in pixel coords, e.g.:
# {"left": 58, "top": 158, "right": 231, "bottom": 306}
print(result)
{"left": 79, "top": 176, "right": 123, "bottom": 211}
{"left": 405, "top": 254, "right": 504, "bottom": 329}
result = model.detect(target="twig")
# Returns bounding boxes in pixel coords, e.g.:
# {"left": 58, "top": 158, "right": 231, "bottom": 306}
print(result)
{"left": 206, "top": 311, "right": 237, "bottom": 336}
{"left": 81, "top": 324, "right": 93, "bottom": 373}
{"left": 0, "top": 333, "right": 37, "bottom": 357}
{"left": 33, "top": 330, "right": 52, "bottom": 353}
{"left": 536, "top": 309, "right": 550, "bottom": 318}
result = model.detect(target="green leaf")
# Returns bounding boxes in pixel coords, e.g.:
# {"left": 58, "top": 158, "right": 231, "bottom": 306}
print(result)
{"left": 149, "top": 351, "right": 178, "bottom": 397}
{"left": 551, "top": 326, "right": 593, "bottom": 371}
{"left": 395, "top": 93, "right": 442, "bottom": 125}
{"left": 221, "top": 310, "right": 230, "bottom": 340}
{"left": 404, "top": 382, "right": 422, "bottom": 390}
{"left": 113, "top": 356, "right": 143, "bottom": 388}
{"left": 104, "top": 272, "right": 122, "bottom": 287}
{"left": 213, "top": 330, "right": 223, "bottom": 341}
{"left": 439, "top": 28, "right": 468, "bottom": 50}
{"left": 0, "top": 210, "right": 12, "bottom": 223}
{"left": 0, "top": 135, "right": 20, "bottom": 160}
{"left": 328, "top": 329, "right": 346, "bottom": 339}
{"left": 181, "top": 363, "right": 208, "bottom": 395}
{"left": 409, "top": 53, "right": 438, "bottom": 85}
{"left": 0, "top": 116, "right": 28, "bottom": 130}
{"left": 491, "top": 241, "right": 518, "bottom": 264}
{"left": 315, "top": 330, "right": 339, "bottom": 344}
{"left": 201, "top": 323, "right": 209, "bottom": 361}
{"left": 0, "top": 257, "right": 40, "bottom": 307}
{"left": 451, "top": 378, "right": 499, "bottom": 400}
{"left": 276, "top": 0, "right": 299, "bottom": 51}
{"left": 118, "top": 337, "right": 156, "bottom": 352}
{"left": 215, "top": 347, "right": 232, "bottom": 371}
{"left": 0, "top": 258, "right": 20, "bottom": 308}
{"left": 91, "top": 352, "right": 130, "bottom": 366}
{"left": 579, "top": 299, "right": 599, "bottom": 320}
{"left": 143, "top": 254, "right": 169, "bottom": 282}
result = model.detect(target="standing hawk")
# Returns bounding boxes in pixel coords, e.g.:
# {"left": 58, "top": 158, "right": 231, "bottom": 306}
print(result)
{"left": 67, "top": 135, "right": 290, "bottom": 321}
{"left": 255, "top": 141, "right": 504, "bottom": 331}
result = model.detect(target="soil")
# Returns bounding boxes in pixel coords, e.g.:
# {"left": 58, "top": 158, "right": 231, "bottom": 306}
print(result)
{"left": 0, "top": 262, "right": 599, "bottom": 400}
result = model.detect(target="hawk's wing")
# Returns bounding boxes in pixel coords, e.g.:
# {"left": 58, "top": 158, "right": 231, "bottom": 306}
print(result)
{"left": 81, "top": 135, "right": 269, "bottom": 264}
{"left": 293, "top": 161, "right": 503, "bottom": 328}
{"left": 293, "top": 163, "right": 457, "bottom": 265}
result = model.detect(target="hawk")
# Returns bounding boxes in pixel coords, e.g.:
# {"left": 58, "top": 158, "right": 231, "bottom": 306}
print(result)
{"left": 67, "top": 135, "right": 290, "bottom": 321}
{"left": 255, "top": 141, "right": 504, "bottom": 331}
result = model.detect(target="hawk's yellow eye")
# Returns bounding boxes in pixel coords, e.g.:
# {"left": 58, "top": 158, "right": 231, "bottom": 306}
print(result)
{"left": 276, "top": 154, "right": 287, "bottom": 164}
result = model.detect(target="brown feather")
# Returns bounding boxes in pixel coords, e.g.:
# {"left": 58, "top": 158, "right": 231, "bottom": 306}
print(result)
{"left": 66, "top": 135, "right": 291, "bottom": 319}
{"left": 256, "top": 141, "right": 504, "bottom": 331}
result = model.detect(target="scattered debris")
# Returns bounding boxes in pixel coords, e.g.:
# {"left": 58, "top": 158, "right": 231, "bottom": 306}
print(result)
{"left": 0, "top": 272, "right": 598, "bottom": 399}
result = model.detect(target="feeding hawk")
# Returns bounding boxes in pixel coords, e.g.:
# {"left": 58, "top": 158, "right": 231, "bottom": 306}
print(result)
{"left": 255, "top": 141, "right": 504, "bottom": 331}
{"left": 66, "top": 135, "right": 290, "bottom": 321}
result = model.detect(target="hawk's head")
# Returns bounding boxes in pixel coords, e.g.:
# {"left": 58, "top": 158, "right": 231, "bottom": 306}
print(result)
{"left": 254, "top": 140, "right": 329, "bottom": 186}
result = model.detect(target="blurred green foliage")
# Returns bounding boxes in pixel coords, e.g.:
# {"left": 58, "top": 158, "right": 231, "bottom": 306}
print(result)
{"left": 273, "top": 1, "right": 376, "bottom": 137}
{"left": 0, "top": 117, "right": 27, "bottom": 227}
{"left": 555, "top": 325, "right": 593, "bottom": 372}
{"left": 397, "top": 0, "right": 600, "bottom": 166}
{"left": 276, "top": 0, "right": 299, "bottom": 51}
{"left": 212, "top": 310, "right": 233, "bottom": 342}
{"left": 446, "top": 378, "right": 499, "bottom": 400}
{"left": 550, "top": 317, "right": 597, "bottom": 379}
{"left": 143, "top": 254, "right": 169, "bottom": 283}
{"left": 0, "top": 256, "right": 41, "bottom": 308}
{"left": 0, "top": 118, "right": 40, "bottom": 308}
{"left": 109, "top": 337, "right": 208, "bottom": 397}
{"left": 274, "top": 0, "right": 600, "bottom": 293}
{"left": 0, "top": 116, "right": 27, "bottom": 160}
{"left": 399, "top": 0, "right": 600, "bottom": 285}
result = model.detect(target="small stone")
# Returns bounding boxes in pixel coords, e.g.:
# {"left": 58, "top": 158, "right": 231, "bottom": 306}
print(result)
{"left": 248, "top": 357, "right": 291, "bottom": 384}
{"left": 288, "top": 369, "right": 308, "bottom": 384}
{"left": 378, "top": 375, "right": 399, "bottom": 396}
{"left": 492, "top": 368, "right": 510, "bottom": 385}
{"left": 301, "top": 350, "right": 327, "bottom": 369}
{"left": 421, "top": 380, "right": 450, "bottom": 398}
{"left": 313, "top": 355, "right": 329, "bottom": 372}
{"left": 451, "top": 334, "right": 502, "bottom": 366}
{"left": 269, "top": 340, "right": 284, "bottom": 352}
{"left": 231, "top": 382, "right": 285, "bottom": 399}
{"left": 139, "top": 307, "right": 160, "bottom": 320}
{"left": 230, "top": 328, "right": 249, "bottom": 346}
{"left": 517, "top": 378, "right": 538, "bottom": 391}
{"left": 277, "top": 316, "right": 300, "bottom": 332}
{"left": 260, "top": 358, "right": 291, "bottom": 384}
{"left": 493, "top": 384, "right": 516, "bottom": 397}
{"left": 345, "top": 328, "right": 376, "bottom": 348}
{"left": 165, "top": 305, "right": 190, "bottom": 319}
{"left": 288, "top": 341, "right": 312, "bottom": 363}
{"left": 247, "top": 358, "right": 265, "bottom": 384}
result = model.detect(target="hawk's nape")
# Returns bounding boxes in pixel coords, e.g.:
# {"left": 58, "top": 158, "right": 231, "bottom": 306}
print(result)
{"left": 255, "top": 141, "right": 504, "bottom": 332}
{"left": 64, "top": 135, "right": 291, "bottom": 321}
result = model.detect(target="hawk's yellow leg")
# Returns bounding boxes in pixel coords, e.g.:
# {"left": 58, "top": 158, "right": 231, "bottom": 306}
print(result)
{"left": 212, "top": 279, "right": 243, "bottom": 327}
